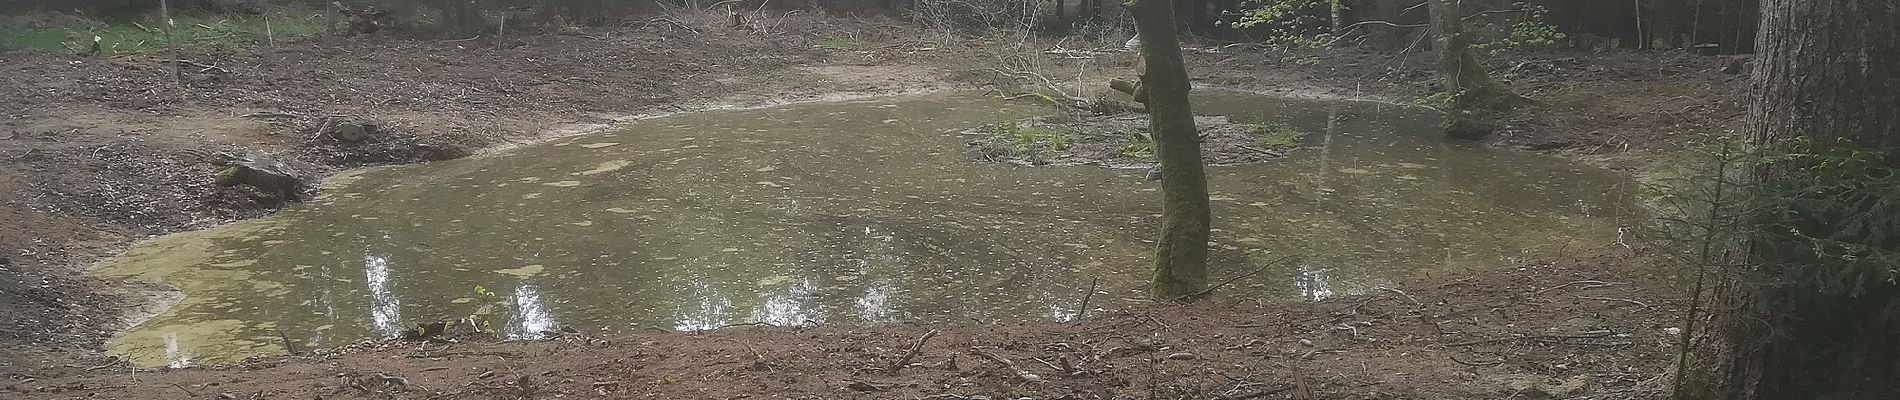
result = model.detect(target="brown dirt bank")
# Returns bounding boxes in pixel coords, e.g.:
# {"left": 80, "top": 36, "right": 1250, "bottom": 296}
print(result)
{"left": 2, "top": 13, "right": 1743, "bottom": 399}
{"left": 13, "top": 248, "right": 1679, "bottom": 399}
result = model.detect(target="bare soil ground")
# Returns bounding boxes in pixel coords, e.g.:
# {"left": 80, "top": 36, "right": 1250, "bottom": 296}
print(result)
{"left": 1, "top": 11, "right": 1744, "bottom": 399}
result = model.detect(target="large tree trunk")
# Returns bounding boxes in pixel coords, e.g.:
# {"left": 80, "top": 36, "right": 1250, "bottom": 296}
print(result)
{"left": 1428, "top": 0, "right": 1518, "bottom": 140}
{"left": 1130, "top": 0, "right": 1210, "bottom": 301}
{"left": 1700, "top": 1, "right": 1900, "bottom": 399}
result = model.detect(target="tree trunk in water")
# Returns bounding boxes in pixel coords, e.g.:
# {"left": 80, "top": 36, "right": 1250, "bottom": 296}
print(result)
{"left": 1428, "top": 0, "right": 1518, "bottom": 140}
{"left": 1130, "top": 0, "right": 1210, "bottom": 301}
{"left": 1697, "top": 1, "right": 1900, "bottom": 399}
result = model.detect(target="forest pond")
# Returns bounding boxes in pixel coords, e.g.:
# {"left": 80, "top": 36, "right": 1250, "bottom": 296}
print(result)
{"left": 95, "top": 91, "right": 1637, "bottom": 367}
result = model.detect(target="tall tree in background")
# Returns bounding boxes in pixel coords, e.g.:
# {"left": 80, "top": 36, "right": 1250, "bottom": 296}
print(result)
{"left": 1130, "top": 0, "right": 1210, "bottom": 300}
{"left": 1427, "top": 0, "right": 1518, "bottom": 139}
{"left": 1696, "top": 0, "right": 1900, "bottom": 398}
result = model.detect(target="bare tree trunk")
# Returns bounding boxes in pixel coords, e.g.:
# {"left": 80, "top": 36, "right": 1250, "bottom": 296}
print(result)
{"left": 1633, "top": 0, "right": 1645, "bottom": 49}
{"left": 1329, "top": 0, "right": 1344, "bottom": 33}
{"left": 1428, "top": 0, "right": 1519, "bottom": 139}
{"left": 160, "top": 0, "right": 173, "bottom": 49}
{"left": 1695, "top": 1, "right": 1900, "bottom": 399}
{"left": 1130, "top": 0, "right": 1210, "bottom": 301}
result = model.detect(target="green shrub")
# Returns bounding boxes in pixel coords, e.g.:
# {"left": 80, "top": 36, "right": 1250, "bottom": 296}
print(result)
{"left": 1249, "top": 123, "right": 1303, "bottom": 147}
{"left": 1117, "top": 141, "right": 1155, "bottom": 159}
{"left": 1, "top": 12, "right": 325, "bottom": 54}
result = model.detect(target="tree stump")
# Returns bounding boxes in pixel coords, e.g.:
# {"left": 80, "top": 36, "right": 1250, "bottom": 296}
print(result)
{"left": 213, "top": 153, "right": 312, "bottom": 202}
{"left": 325, "top": 121, "right": 379, "bottom": 142}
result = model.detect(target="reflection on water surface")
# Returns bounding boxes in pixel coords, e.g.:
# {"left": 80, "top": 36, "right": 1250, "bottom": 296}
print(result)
{"left": 95, "top": 91, "right": 1634, "bottom": 366}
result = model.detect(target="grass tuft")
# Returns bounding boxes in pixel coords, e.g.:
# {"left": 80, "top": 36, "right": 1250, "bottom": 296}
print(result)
{"left": 1, "top": 13, "right": 326, "bottom": 55}
{"left": 1249, "top": 123, "right": 1304, "bottom": 147}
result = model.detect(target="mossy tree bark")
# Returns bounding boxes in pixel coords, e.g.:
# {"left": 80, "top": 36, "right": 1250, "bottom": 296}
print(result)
{"left": 1427, "top": 0, "right": 1519, "bottom": 139}
{"left": 1690, "top": 1, "right": 1900, "bottom": 399}
{"left": 1131, "top": 0, "right": 1210, "bottom": 301}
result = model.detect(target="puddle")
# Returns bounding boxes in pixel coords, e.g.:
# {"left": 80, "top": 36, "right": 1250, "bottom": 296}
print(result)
{"left": 94, "top": 91, "right": 1635, "bottom": 366}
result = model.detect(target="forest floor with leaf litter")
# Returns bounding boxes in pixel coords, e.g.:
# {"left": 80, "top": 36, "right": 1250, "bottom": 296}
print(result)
{"left": 0, "top": 11, "right": 1744, "bottom": 399}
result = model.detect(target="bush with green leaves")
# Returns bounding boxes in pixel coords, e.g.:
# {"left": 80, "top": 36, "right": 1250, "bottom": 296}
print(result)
{"left": 1474, "top": 3, "right": 1566, "bottom": 53}
{"left": 1234, "top": 0, "right": 1331, "bottom": 47}
{"left": 1248, "top": 123, "right": 1303, "bottom": 147}
{"left": 975, "top": 120, "right": 1071, "bottom": 164}
{"left": 1117, "top": 141, "right": 1154, "bottom": 160}
{"left": 1753, "top": 139, "right": 1900, "bottom": 294}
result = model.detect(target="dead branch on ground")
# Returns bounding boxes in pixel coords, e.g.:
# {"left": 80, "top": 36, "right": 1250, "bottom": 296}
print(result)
{"left": 888, "top": 329, "right": 940, "bottom": 373}
{"left": 970, "top": 347, "right": 1043, "bottom": 382}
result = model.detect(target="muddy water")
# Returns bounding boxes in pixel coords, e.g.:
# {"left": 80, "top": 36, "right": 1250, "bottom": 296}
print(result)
{"left": 95, "top": 92, "right": 1634, "bottom": 367}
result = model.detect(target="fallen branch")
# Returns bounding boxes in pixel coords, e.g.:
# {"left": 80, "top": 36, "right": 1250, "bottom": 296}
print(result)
{"left": 984, "top": 67, "right": 1089, "bottom": 107}
{"left": 1377, "top": 287, "right": 1422, "bottom": 306}
{"left": 1447, "top": 353, "right": 1504, "bottom": 367}
{"left": 1577, "top": 295, "right": 1651, "bottom": 308}
{"left": 1532, "top": 280, "right": 1621, "bottom": 296}
{"left": 173, "top": 59, "right": 229, "bottom": 74}
{"left": 1075, "top": 277, "right": 1099, "bottom": 320}
{"left": 888, "top": 329, "right": 939, "bottom": 373}
{"left": 169, "top": 383, "right": 198, "bottom": 397}
{"left": 1030, "top": 356, "right": 1067, "bottom": 374}
{"left": 1233, "top": 144, "right": 1288, "bottom": 158}
{"left": 240, "top": 111, "right": 296, "bottom": 119}
{"left": 439, "top": 35, "right": 482, "bottom": 43}
{"left": 1216, "top": 385, "right": 1295, "bottom": 400}
{"left": 970, "top": 347, "right": 1042, "bottom": 382}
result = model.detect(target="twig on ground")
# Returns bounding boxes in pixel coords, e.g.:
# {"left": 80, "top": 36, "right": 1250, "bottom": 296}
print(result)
{"left": 888, "top": 329, "right": 939, "bottom": 373}
{"left": 1533, "top": 280, "right": 1622, "bottom": 296}
{"left": 240, "top": 111, "right": 296, "bottom": 118}
{"left": 1233, "top": 144, "right": 1288, "bottom": 158}
{"left": 1075, "top": 277, "right": 1099, "bottom": 320}
{"left": 740, "top": 342, "right": 765, "bottom": 360}
{"left": 1377, "top": 287, "right": 1422, "bottom": 306}
{"left": 1030, "top": 356, "right": 1066, "bottom": 374}
{"left": 644, "top": 17, "right": 699, "bottom": 35}
{"left": 169, "top": 383, "right": 198, "bottom": 397}
{"left": 1216, "top": 385, "right": 1295, "bottom": 400}
{"left": 91, "top": 142, "right": 124, "bottom": 158}
{"left": 173, "top": 59, "right": 229, "bottom": 74}
{"left": 970, "top": 347, "right": 1042, "bottom": 382}
{"left": 1448, "top": 353, "right": 1505, "bottom": 367}
{"left": 1577, "top": 296, "right": 1651, "bottom": 308}
{"left": 439, "top": 35, "right": 482, "bottom": 43}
